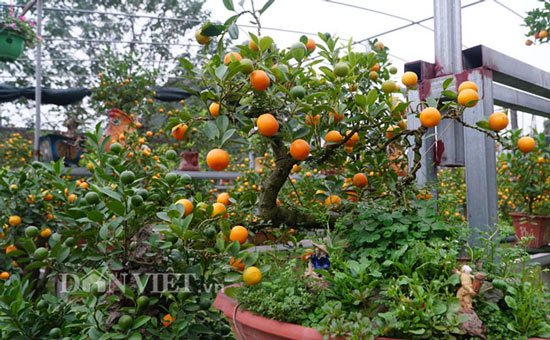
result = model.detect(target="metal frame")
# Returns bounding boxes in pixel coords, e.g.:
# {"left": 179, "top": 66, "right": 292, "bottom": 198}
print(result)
{"left": 407, "top": 0, "right": 550, "bottom": 249}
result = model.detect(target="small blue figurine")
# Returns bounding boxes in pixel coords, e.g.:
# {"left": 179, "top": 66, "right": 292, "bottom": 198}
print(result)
{"left": 305, "top": 243, "right": 330, "bottom": 278}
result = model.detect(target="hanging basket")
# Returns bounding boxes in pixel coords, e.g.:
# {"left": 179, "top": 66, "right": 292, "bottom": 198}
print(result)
{"left": 0, "top": 30, "right": 25, "bottom": 62}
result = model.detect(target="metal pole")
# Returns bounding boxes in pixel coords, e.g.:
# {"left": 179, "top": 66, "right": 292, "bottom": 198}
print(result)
{"left": 463, "top": 70, "right": 498, "bottom": 246}
{"left": 434, "top": 0, "right": 465, "bottom": 167}
{"left": 510, "top": 109, "right": 518, "bottom": 130}
{"left": 21, "top": 0, "right": 38, "bottom": 16}
{"left": 33, "top": 0, "right": 43, "bottom": 161}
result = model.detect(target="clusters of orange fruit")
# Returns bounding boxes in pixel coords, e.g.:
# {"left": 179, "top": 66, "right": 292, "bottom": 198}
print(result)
{"left": 526, "top": 29, "right": 548, "bottom": 46}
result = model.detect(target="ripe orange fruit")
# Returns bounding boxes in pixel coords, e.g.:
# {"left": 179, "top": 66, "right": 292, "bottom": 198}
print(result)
{"left": 162, "top": 314, "right": 176, "bottom": 327}
{"left": 175, "top": 199, "right": 194, "bottom": 216}
{"left": 419, "top": 107, "right": 441, "bottom": 128}
{"left": 306, "top": 38, "right": 316, "bottom": 51}
{"left": 353, "top": 173, "right": 368, "bottom": 188}
{"left": 398, "top": 120, "right": 408, "bottom": 130}
{"left": 5, "top": 244, "right": 17, "bottom": 254}
{"left": 249, "top": 39, "right": 259, "bottom": 51}
{"left": 325, "top": 130, "right": 343, "bottom": 143}
{"left": 386, "top": 125, "right": 399, "bottom": 139}
{"left": 195, "top": 29, "right": 210, "bottom": 45}
{"left": 250, "top": 70, "right": 270, "bottom": 91}
{"left": 229, "top": 225, "right": 248, "bottom": 244}
{"left": 40, "top": 228, "right": 52, "bottom": 238}
{"left": 0, "top": 272, "right": 9, "bottom": 280}
{"left": 8, "top": 215, "right": 21, "bottom": 227}
{"left": 171, "top": 124, "right": 189, "bottom": 141}
{"left": 457, "top": 89, "right": 479, "bottom": 107}
{"left": 488, "top": 112, "right": 509, "bottom": 131}
{"left": 290, "top": 139, "right": 310, "bottom": 160}
{"left": 305, "top": 114, "right": 320, "bottom": 126}
{"left": 325, "top": 195, "right": 341, "bottom": 210}
{"left": 206, "top": 149, "right": 230, "bottom": 171}
{"left": 458, "top": 81, "right": 478, "bottom": 93}
{"left": 525, "top": 39, "right": 533, "bottom": 46}
{"left": 344, "top": 131, "right": 359, "bottom": 147}
{"left": 209, "top": 102, "right": 220, "bottom": 117}
{"left": 330, "top": 111, "right": 344, "bottom": 123}
{"left": 518, "top": 136, "right": 535, "bottom": 154}
{"left": 223, "top": 52, "right": 242, "bottom": 65}
{"left": 211, "top": 202, "right": 226, "bottom": 217}
{"left": 257, "top": 113, "right": 279, "bottom": 136}
{"left": 370, "top": 63, "right": 380, "bottom": 72}
{"left": 230, "top": 257, "right": 245, "bottom": 271}
{"left": 402, "top": 71, "right": 418, "bottom": 87}
{"left": 68, "top": 194, "right": 77, "bottom": 203}
{"left": 540, "top": 30, "right": 548, "bottom": 39}
{"left": 374, "top": 41, "right": 384, "bottom": 50}
{"left": 243, "top": 266, "right": 262, "bottom": 285}
{"left": 217, "top": 192, "right": 231, "bottom": 206}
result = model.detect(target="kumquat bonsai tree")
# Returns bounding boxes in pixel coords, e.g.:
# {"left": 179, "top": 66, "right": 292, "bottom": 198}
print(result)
{"left": 171, "top": 0, "right": 527, "bottom": 232}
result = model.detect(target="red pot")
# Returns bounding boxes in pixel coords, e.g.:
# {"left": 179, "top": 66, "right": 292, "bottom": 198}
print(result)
{"left": 179, "top": 151, "right": 200, "bottom": 171}
{"left": 510, "top": 212, "right": 550, "bottom": 248}
{"left": 213, "top": 285, "right": 401, "bottom": 340}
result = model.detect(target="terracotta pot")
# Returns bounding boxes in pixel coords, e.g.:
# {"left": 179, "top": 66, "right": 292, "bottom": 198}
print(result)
{"left": 213, "top": 285, "right": 402, "bottom": 340}
{"left": 179, "top": 151, "right": 200, "bottom": 171}
{"left": 510, "top": 212, "right": 550, "bottom": 248}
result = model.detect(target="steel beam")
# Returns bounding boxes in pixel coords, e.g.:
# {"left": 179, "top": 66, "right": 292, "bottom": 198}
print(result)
{"left": 462, "top": 69, "right": 499, "bottom": 246}
{"left": 463, "top": 45, "right": 550, "bottom": 100}
{"left": 493, "top": 84, "right": 550, "bottom": 119}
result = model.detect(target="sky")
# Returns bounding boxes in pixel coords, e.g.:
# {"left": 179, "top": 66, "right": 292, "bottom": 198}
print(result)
{"left": 1, "top": 0, "right": 549, "bottom": 132}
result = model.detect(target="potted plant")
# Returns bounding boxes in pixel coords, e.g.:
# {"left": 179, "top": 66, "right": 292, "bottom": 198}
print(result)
{"left": 0, "top": 5, "right": 40, "bottom": 61}
{"left": 498, "top": 131, "right": 550, "bottom": 248}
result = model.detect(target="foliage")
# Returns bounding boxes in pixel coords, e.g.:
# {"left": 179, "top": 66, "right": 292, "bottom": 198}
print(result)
{"left": 0, "top": 122, "right": 272, "bottom": 338}
{"left": 336, "top": 199, "right": 458, "bottom": 261}
{"left": 0, "top": 131, "right": 33, "bottom": 168}
{"left": 0, "top": 5, "right": 40, "bottom": 47}
{"left": 524, "top": 0, "right": 550, "bottom": 45}
{"left": 237, "top": 258, "right": 325, "bottom": 326}
{"left": 497, "top": 131, "right": 550, "bottom": 215}
{"left": 90, "top": 51, "right": 162, "bottom": 127}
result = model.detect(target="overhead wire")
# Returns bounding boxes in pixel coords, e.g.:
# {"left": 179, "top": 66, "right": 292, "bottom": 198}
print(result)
{"left": 493, "top": 0, "right": 525, "bottom": 19}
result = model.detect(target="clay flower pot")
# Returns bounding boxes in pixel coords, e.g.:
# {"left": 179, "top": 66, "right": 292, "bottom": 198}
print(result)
{"left": 510, "top": 212, "right": 550, "bottom": 248}
{"left": 213, "top": 285, "right": 402, "bottom": 340}
{"left": 179, "top": 151, "right": 200, "bottom": 171}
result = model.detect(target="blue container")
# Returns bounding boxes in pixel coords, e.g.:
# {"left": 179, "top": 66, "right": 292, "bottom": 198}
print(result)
{"left": 39, "top": 134, "right": 83, "bottom": 165}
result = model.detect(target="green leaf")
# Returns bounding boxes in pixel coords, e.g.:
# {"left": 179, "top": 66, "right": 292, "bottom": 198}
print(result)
{"left": 228, "top": 23, "right": 239, "bottom": 40}
{"left": 355, "top": 94, "right": 367, "bottom": 109}
{"left": 91, "top": 184, "right": 122, "bottom": 201}
{"left": 204, "top": 122, "right": 219, "bottom": 140}
{"left": 221, "top": 129, "right": 236, "bottom": 146}
{"left": 201, "top": 23, "right": 225, "bottom": 37}
{"left": 441, "top": 90, "right": 457, "bottom": 99}
{"left": 225, "top": 272, "right": 241, "bottom": 282}
{"left": 244, "top": 252, "right": 259, "bottom": 267}
{"left": 224, "top": 286, "right": 239, "bottom": 299}
{"left": 56, "top": 246, "right": 70, "bottom": 263}
{"left": 365, "top": 89, "right": 378, "bottom": 106}
{"left": 476, "top": 120, "right": 491, "bottom": 130}
{"left": 107, "top": 200, "right": 126, "bottom": 216}
{"left": 259, "top": 36, "right": 273, "bottom": 51}
{"left": 223, "top": 0, "right": 235, "bottom": 11}
{"left": 88, "top": 210, "right": 104, "bottom": 223}
{"left": 217, "top": 115, "right": 230, "bottom": 133}
{"left": 24, "top": 261, "right": 46, "bottom": 271}
{"left": 99, "top": 224, "right": 110, "bottom": 240}
{"left": 442, "top": 77, "right": 454, "bottom": 90}
{"left": 504, "top": 295, "right": 517, "bottom": 309}
{"left": 215, "top": 65, "right": 228, "bottom": 80}
{"left": 427, "top": 97, "right": 438, "bottom": 108}
{"left": 259, "top": 0, "right": 275, "bottom": 14}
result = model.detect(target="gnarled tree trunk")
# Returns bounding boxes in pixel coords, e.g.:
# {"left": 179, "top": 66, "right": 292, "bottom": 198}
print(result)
{"left": 258, "top": 137, "right": 323, "bottom": 229}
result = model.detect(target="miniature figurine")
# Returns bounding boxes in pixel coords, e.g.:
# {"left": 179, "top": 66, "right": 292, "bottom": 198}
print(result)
{"left": 456, "top": 265, "right": 477, "bottom": 309}
{"left": 304, "top": 243, "right": 330, "bottom": 279}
